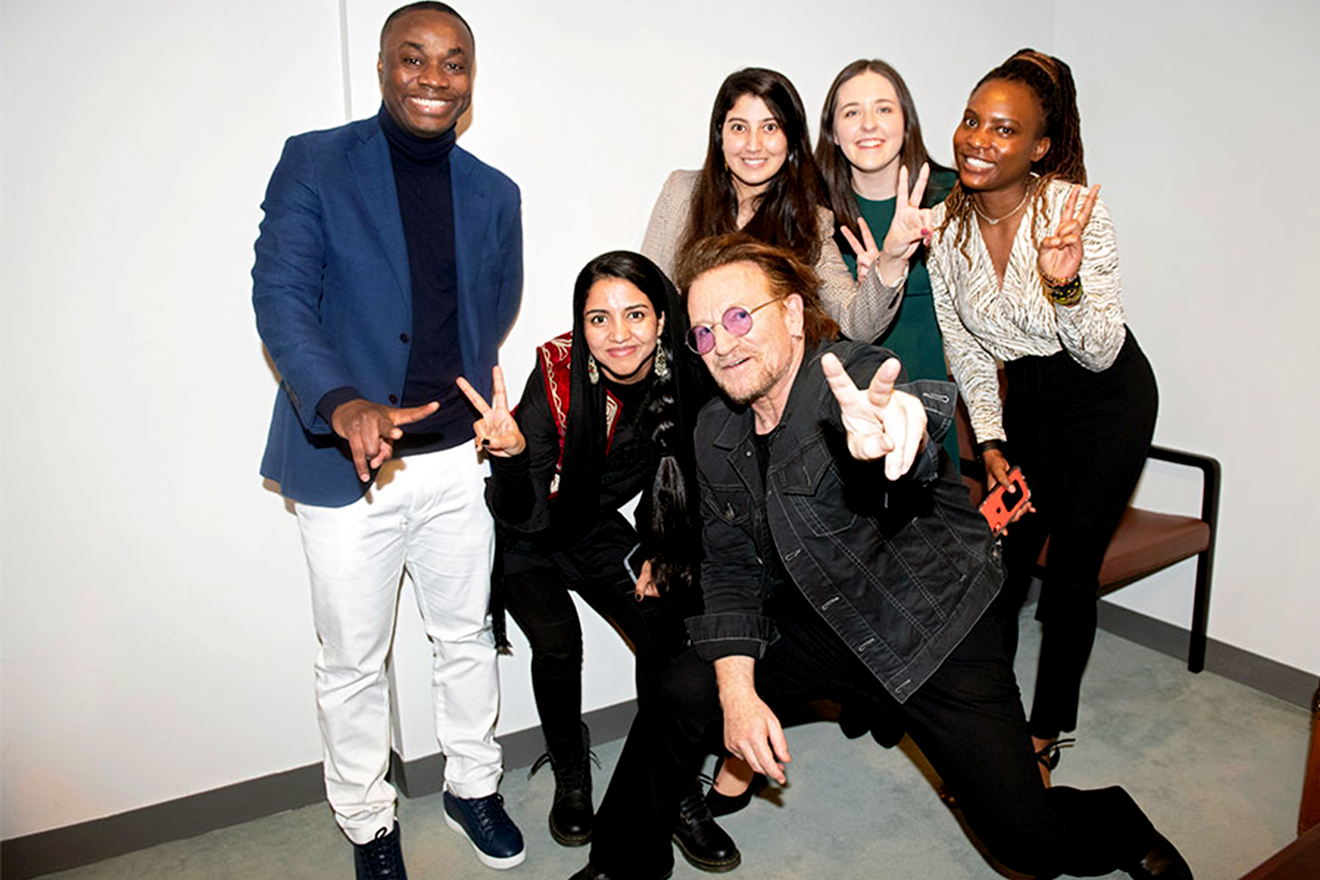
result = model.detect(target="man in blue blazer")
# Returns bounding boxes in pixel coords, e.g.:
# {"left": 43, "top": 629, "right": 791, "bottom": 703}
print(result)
{"left": 252, "top": 4, "right": 524, "bottom": 876}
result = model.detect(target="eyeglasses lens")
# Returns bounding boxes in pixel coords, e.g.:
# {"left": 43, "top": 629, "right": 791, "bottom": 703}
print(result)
{"left": 685, "top": 305, "right": 760, "bottom": 355}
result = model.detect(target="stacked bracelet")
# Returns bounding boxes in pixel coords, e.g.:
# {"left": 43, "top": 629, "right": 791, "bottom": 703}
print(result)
{"left": 1040, "top": 272, "right": 1083, "bottom": 306}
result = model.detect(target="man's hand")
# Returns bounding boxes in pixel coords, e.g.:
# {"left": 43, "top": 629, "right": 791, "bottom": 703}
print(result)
{"left": 715, "top": 657, "right": 790, "bottom": 784}
{"left": 331, "top": 398, "right": 439, "bottom": 482}
{"left": 821, "top": 353, "right": 927, "bottom": 480}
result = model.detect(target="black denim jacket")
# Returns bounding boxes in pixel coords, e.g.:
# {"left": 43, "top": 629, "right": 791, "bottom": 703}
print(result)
{"left": 686, "top": 341, "right": 1003, "bottom": 703}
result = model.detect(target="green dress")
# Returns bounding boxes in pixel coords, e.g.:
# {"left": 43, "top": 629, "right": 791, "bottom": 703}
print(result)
{"left": 841, "top": 169, "right": 961, "bottom": 471}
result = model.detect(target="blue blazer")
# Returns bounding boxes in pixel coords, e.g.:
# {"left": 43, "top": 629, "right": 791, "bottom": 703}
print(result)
{"left": 253, "top": 117, "right": 522, "bottom": 507}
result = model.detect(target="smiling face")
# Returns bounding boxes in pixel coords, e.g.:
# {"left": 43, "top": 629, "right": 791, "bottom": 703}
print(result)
{"left": 377, "top": 10, "right": 474, "bottom": 138}
{"left": 687, "top": 262, "right": 802, "bottom": 407}
{"left": 833, "top": 70, "right": 905, "bottom": 190}
{"left": 721, "top": 94, "right": 789, "bottom": 197}
{"left": 582, "top": 278, "right": 664, "bottom": 384}
{"left": 953, "top": 78, "right": 1051, "bottom": 194}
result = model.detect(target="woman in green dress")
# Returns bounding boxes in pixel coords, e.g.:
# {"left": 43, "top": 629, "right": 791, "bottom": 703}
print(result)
{"left": 816, "top": 59, "right": 961, "bottom": 469}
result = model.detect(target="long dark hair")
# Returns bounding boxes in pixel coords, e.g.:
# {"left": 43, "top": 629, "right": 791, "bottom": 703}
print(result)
{"left": 680, "top": 68, "right": 826, "bottom": 267}
{"left": 815, "top": 59, "right": 946, "bottom": 242}
{"left": 940, "top": 49, "right": 1087, "bottom": 258}
{"left": 570, "top": 252, "right": 702, "bottom": 595}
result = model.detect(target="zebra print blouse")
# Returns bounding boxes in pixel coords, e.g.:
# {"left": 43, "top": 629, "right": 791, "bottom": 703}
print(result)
{"left": 928, "top": 178, "right": 1128, "bottom": 444}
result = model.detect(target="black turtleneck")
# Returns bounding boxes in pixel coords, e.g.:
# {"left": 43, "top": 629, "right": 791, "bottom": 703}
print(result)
{"left": 317, "top": 107, "right": 473, "bottom": 453}
{"left": 380, "top": 105, "right": 472, "bottom": 452}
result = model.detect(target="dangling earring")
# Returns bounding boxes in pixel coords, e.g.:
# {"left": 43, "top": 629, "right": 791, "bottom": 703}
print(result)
{"left": 587, "top": 355, "right": 599, "bottom": 385}
{"left": 654, "top": 344, "right": 670, "bottom": 380}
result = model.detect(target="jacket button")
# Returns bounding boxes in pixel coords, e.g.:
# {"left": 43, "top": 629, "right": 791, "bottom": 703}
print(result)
{"left": 388, "top": 394, "right": 399, "bottom": 404}
{"left": 400, "top": 332, "right": 410, "bottom": 343}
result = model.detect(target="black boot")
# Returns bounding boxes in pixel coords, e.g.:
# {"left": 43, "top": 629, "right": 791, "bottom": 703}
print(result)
{"left": 532, "top": 722, "right": 594, "bottom": 846}
{"left": 673, "top": 777, "right": 741, "bottom": 872}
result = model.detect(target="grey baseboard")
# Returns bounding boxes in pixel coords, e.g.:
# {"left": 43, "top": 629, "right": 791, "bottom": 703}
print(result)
{"left": 0, "top": 701, "right": 638, "bottom": 880}
{"left": 1096, "top": 599, "right": 1316, "bottom": 708}
{"left": 4, "top": 615, "right": 1312, "bottom": 880}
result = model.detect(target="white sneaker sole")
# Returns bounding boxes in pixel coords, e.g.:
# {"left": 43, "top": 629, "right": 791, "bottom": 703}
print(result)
{"left": 444, "top": 812, "right": 527, "bottom": 870}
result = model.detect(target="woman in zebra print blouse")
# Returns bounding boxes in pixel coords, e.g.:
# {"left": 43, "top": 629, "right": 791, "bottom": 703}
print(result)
{"left": 919, "top": 49, "right": 1159, "bottom": 786}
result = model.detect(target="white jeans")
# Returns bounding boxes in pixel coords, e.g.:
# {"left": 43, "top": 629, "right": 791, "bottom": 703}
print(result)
{"left": 295, "top": 444, "right": 500, "bottom": 845}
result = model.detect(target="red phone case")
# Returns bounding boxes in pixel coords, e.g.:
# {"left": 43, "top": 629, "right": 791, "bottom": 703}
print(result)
{"left": 979, "top": 467, "right": 1030, "bottom": 534}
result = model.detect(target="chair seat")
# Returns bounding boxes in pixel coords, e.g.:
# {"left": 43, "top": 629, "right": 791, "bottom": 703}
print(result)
{"left": 1038, "top": 508, "right": 1212, "bottom": 586}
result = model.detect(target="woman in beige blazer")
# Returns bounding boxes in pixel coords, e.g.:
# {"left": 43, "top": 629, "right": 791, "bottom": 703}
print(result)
{"left": 641, "top": 67, "right": 919, "bottom": 343}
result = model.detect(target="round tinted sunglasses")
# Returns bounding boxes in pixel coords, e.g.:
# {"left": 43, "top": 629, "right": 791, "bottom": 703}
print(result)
{"left": 685, "top": 298, "right": 782, "bottom": 355}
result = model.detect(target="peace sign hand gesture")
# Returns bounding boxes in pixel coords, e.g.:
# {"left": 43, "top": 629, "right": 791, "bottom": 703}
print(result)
{"left": 456, "top": 365, "right": 527, "bottom": 457}
{"left": 873, "top": 163, "right": 934, "bottom": 286}
{"left": 821, "top": 353, "right": 928, "bottom": 481}
{"left": 1037, "top": 183, "right": 1100, "bottom": 284}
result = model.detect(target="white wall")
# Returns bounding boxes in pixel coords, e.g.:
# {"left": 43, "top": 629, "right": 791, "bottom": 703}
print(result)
{"left": 1052, "top": 0, "right": 1320, "bottom": 673}
{"left": 1, "top": 0, "right": 1314, "bottom": 840}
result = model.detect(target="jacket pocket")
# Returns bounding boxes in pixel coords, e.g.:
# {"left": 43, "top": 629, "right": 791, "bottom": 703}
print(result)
{"left": 773, "top": 434, "right": 859, "bottom": 536}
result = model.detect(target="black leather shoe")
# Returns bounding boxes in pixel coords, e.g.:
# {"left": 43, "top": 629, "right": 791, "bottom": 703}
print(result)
{"left": 567, "top": 863, "right": 672, "bottom": 880}
{"left": 1126, "top": 832, "right": 1194, "bottom": 879}
{"left": 532, "top": 723, "right": 595, "bottom": 846}
{"left": 673, "top": 780, "right": 741, "bottom": 872}
{"left": 354, "top": 822, "right": 408, "bottom": 880}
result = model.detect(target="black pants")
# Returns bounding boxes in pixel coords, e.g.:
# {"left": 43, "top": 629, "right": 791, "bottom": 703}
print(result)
{"left": 589, "top": 587, "right": 1156, "bottom": 879}
{"left": 501, "top": 513, "right": 696, "bottom": 750}
{"left": 998, "top": 331, "right": 1159, "bottom": 740}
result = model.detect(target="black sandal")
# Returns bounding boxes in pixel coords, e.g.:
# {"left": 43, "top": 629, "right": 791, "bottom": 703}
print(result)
{"left": 1035, "top": 737, "right": 1076, "bottom": 771}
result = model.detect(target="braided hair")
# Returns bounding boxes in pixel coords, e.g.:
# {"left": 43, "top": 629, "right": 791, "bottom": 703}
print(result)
{"left": 939, "top": 49, "right": 1087, "bottom": 260}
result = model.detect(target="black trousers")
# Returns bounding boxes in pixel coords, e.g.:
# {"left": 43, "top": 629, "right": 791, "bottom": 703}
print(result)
{"left": 501, "top": 513, "right": 696, "bottom": 749}
{"left": 589, "top": 586, "right": 1157, "bottom": 879}
{"left": 999, "top": 331, "right": 1159, "bottom": 739}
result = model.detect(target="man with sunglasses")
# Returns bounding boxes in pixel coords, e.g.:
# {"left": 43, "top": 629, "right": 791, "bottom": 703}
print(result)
{"left": 568, "top": 235, "right": 1192, "bottom": 880}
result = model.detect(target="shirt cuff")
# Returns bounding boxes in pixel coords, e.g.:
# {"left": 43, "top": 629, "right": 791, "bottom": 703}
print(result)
{"left": 686, "top": 612, "right": 779, "bottom": 662}
{"left": 316, "top": 386, "right": 362, "bottom": 425}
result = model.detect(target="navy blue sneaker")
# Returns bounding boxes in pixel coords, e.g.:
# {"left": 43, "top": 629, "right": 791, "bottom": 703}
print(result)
{"left": 354, "top": 822, "right": 408, "bottom": 880}
{"left": 443, "top": 791, "right": 526, "bottom": 870}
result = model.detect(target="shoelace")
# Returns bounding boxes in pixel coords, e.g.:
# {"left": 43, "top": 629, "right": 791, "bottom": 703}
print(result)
{"left": 528, "top": 749, "right": 601, "bottom": 789}
{"left": 464, "top": 793, "right": 515, "bottom": 836}
{"left": 358, "top": 827, "right": 404, "bottom": 878}
{"left": 677, "top": 789, "right": 715, "bottom": 824}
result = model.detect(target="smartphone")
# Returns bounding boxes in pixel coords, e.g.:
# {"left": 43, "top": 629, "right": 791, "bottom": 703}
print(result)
{"left": 979, "top": 467, "right": 1030, "bottom": 535}
{"left": 623, "top": 543, "right": 644, "bottom": 584}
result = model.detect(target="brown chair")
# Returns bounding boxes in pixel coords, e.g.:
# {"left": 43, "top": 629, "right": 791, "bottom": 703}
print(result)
{"left": 953, "top": 389, "right": 1221, "bottom": 673}
{"left": 1301, "top": 677, "right": 1320, "bottom": 836}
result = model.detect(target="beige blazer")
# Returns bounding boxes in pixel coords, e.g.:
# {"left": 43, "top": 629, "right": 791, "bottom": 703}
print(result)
{"left": 640, "top": 169, "right": 903, "bottom": 341}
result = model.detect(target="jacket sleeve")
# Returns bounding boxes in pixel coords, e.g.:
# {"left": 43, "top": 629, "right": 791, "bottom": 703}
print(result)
{"left": 640, "top": 170, "right": 695, "bottom": 283}
{"left": 486, "top": 362, "right": 560, "bottom": 533}
{"left": 252, "top": 135, "right": 356, "bottom": 435}
{"left": 686, "top": 448, "right": 778, "bottom": 662}
{"left": 815, "top": 207, "right": 907, "bottom": 342}
{"left": 492, "top": 180, "right": 524, "bottom": 347}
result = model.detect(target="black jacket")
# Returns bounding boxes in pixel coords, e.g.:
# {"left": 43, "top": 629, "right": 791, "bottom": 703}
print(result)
{"left": 686, "top": 340, "right": 1003, "bottom": 703}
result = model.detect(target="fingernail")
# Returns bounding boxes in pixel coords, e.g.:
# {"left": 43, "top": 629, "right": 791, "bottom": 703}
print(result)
{"left": 921, "top": 228, "right": 931, "bottom": 237}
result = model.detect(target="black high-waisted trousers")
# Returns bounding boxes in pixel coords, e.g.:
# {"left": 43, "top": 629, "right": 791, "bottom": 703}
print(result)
{"left": 998, "top": 330, "right": 1159, "bottom": 740}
